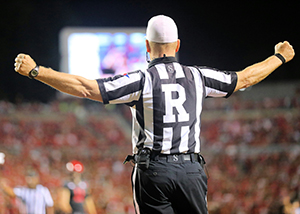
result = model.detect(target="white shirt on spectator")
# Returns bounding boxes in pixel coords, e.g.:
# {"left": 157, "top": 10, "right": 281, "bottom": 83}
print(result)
{"left": 13, "top": 184, "right": 53, "bottom": 214}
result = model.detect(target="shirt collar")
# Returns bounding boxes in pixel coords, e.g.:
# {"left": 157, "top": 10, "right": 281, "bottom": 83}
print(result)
{"left": 148, "top": 56, "right": 177, "bottom": 68}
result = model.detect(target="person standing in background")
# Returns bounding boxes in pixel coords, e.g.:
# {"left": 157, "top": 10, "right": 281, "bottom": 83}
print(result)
{"left": 0, "top": 168, "right": 54, "bottom": 214}
{"left": 58, "top": 160, "right": 97, "bottom": 214}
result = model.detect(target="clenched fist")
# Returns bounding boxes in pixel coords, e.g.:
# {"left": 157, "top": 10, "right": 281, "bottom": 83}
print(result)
{"left": 275, "top": 41, "right": 295, "bottom": 63}
{"left": 14, "top": 54, "right": 37, "bottom": 76}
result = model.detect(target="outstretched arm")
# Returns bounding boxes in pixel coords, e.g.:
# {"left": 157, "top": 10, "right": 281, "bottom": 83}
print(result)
{"left": 234, "top": 41, "right": 295, "bottom": 92}
{"left": 0, "top": 180, "right": 16, "bottom": 198}
{"left": 14, "top": 54, "right": 103, "bottom": 102}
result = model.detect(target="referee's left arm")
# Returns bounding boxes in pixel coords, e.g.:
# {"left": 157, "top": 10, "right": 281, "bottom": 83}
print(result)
{"left": 234, "top": 41, "right": 294, "bottom": 92}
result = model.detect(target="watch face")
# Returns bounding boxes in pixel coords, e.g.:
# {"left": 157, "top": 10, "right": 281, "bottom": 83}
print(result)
{"left": 28, "top": 66, "right": 39, "bottom": 79}
{"left": 31, "top": 69, "right": 39, "bottom": 77}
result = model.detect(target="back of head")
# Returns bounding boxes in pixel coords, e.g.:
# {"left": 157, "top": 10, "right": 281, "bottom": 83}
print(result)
{"left": 146, "top": 15, "right": 178, "bottom": 44}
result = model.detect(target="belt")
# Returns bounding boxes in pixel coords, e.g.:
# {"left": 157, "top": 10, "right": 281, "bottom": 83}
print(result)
{"left": 123, "top": 152, "right": 206, "bottom": 169}
{"left": 153, "top": 153, "right": 205, "bottom": 164}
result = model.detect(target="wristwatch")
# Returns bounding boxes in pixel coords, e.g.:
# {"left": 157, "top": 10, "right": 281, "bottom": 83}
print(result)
{"left": 28, "top": 65, "right": 39, "bottom": 79}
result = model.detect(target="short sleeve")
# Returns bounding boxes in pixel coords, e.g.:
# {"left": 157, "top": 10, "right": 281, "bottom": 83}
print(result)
{"left": 97, "top": 70, "right": 145, "bottom": 105}
{"left": 197, "top": 66, "right": 237, "bottom": 98}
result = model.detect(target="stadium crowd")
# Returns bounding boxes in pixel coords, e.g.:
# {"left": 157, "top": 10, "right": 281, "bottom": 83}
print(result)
{"left": 0, "top": 89, "right": 299, "bottom": 213}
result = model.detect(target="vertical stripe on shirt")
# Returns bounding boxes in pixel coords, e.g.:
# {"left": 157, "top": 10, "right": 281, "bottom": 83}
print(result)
{"left": 189, "top": 66, "right": 205, "bottom": 153}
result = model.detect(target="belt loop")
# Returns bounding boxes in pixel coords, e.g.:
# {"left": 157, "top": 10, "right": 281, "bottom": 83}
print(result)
{"left": 191, "top": 153, "right": 196, "bottom": 163}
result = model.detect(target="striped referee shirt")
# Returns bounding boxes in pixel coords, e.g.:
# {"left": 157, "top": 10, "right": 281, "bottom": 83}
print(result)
{"left": 13, "top": 184, "right": 54, "bottom": 214}
{"left": 97, "top": 56, "right": 237, "bottom": 155}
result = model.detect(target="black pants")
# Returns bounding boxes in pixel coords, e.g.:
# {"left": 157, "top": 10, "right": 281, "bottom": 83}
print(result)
{"left": 131, "top": 155, "right": 208, "bottom": 214}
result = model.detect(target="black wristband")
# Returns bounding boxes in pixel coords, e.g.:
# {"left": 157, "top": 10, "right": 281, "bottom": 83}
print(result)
{"left": 275, "top": 53, "right": 286, "bottom": 64}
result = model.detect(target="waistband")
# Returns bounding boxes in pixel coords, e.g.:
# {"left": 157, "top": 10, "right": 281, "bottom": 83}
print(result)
{"left": 152, "top": 153, "right": 205, "bottom": 164}
{"left": 123, "top": 151, "right": 206, "bottom": 165}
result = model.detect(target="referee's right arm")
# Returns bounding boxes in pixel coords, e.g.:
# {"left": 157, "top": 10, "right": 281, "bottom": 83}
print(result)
{"left": 14, "top": 54, "right": 103, "bottom": 103}
{"left": 234, "top": 41, "right": 294, "bottom": 92}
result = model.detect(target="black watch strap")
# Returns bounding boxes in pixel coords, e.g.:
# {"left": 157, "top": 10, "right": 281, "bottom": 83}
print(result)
{"left": 28, "top": 65, "right": 39, "bottom": 79}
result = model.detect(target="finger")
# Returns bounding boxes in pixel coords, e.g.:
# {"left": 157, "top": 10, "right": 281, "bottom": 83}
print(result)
{"left": 15, "top": 57, "right": 23, "bottom": 63}
{"left": 17, "top": 54, "right": 25, "bottom": 59}
{"left": 275, "top": 43, "right": 281, "bottom": 50}
{"left": 14, "top": 62, "right": 21, "bottom": 72}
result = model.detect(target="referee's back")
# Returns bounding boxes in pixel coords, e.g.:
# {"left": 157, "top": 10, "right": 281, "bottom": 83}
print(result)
{"left": 130, "top": 56, "right": 236, "bottom": 155}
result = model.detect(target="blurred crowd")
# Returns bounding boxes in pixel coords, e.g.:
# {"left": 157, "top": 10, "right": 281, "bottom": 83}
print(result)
{"left": 0, "top": 88, "right": 299, "bottom": 213}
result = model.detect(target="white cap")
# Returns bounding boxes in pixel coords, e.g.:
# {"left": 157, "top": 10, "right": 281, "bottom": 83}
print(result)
{"left": 146, "top": 15, "right": 178, "bottom": 43}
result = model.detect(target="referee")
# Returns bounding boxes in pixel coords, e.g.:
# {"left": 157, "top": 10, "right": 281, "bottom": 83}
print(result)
{"left": 14, "top": 15, "right": 294, "bottom": 214}
{"left": 0, "top": 169, "right": 54, "bottom": 214}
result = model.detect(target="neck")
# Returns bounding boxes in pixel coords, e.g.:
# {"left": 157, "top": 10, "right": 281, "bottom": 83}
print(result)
{"left": 150, "top": 52, "right": 176, "bottom": 61}
{"left": 28, "top": 184, "right": 37, "bottom": 189}
{"left": 147, "top": 40, "right": 179, "bottom": 61}
{"left": 151, "top": 53, "right": 167, "bottom": 60}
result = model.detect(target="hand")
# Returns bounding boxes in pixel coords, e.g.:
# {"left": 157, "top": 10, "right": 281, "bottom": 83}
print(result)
{"left": 0, "top": 179, "right": 8, "bottom": 188}
{"left": 275, "top": 41, "right": 295, "bottom": 63}
{"left": 14, "top": 53, "right": 37, "bottom": 76}
{"left": 0, "top": 179, "right": 16, "bottom": 197}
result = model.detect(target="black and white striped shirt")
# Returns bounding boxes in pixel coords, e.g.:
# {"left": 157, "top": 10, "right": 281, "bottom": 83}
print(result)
{"left": 13, "top": 184, "right": 53, "bottom": 214}
{"left": 97, "top": 57, "right": 237, "bottom": 155}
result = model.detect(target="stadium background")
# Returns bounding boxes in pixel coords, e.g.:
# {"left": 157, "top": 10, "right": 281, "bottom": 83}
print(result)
{"left": 0, "top": 0, "right": 299, "bottom": 213}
